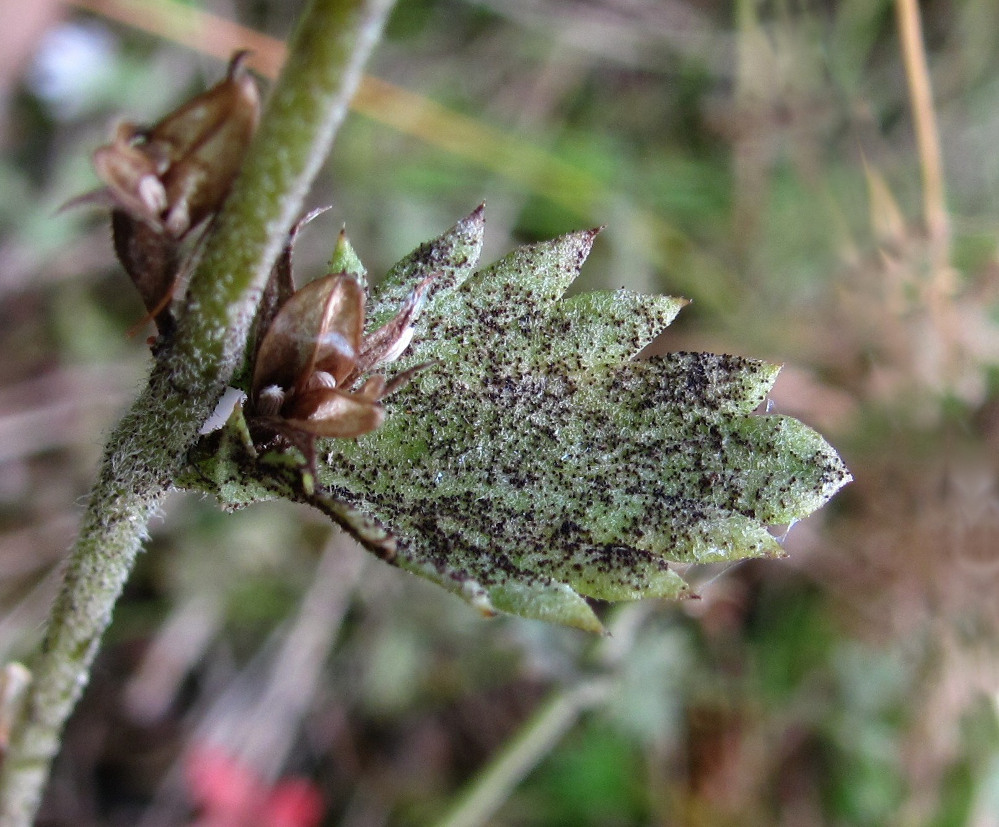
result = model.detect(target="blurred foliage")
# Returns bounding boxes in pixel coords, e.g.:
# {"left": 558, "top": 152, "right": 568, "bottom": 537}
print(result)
{"left": 2, "top": 0, "right": 999, "bottom": 824}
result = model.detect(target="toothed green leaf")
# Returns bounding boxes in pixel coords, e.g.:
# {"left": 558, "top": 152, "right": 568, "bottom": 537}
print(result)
{"left": 187, "top": 207, "right": 851, "bottom": 632}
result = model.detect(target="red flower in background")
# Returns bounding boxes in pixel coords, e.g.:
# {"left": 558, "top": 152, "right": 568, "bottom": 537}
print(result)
{"left": 185, "top": 744, "right": 323, "bottom": 827}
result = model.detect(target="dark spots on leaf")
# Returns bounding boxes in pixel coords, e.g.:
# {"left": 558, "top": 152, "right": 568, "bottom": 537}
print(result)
{"left": 186, "top": 215, "right": 852, "bottom": 627}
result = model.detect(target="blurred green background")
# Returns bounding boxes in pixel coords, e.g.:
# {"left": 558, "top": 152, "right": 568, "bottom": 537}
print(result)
{"left": 3, "top": 0, "right": 999, "bottom": 824}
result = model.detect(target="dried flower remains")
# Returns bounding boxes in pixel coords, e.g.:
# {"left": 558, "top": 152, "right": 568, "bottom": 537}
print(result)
{"left": 68, "top": 50, "right": 261, "bottom": 336}
{"left": 248, "top": 266, "right": 432, "bottom": 447}
{"left": 91, "top": 50, "right": 260, "bottom": 239}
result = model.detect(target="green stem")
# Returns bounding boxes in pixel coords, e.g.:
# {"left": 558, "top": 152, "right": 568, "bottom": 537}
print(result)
{"left": 434, "top": 680, "right": 613, "bottom": 827}
{"left": 0, "top": 0, "right": 395, "bottom": 822}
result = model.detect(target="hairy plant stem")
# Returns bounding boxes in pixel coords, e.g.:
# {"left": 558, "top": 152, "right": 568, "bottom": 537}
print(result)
{"left": 0, "top": 0, "right": 395, "bottom": 822}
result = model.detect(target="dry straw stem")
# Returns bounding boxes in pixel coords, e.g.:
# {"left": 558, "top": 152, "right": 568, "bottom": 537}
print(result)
{"left": 893, "top": 0, "right": 966, "bottom": 390}
{"left": 0, "top": 0, "right": 395, "bottom": 822}
{"left": 895, "top": 0, "right": 949, "bottom": 261}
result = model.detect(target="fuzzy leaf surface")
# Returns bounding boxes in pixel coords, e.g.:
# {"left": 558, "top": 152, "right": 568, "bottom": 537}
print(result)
{"left": 287, "top": 207, "right": 854, "bottom": 631}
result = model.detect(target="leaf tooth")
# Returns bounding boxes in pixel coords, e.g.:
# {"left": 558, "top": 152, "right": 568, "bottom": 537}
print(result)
{"left": 551, "top": 291, "right": 688, "bottom": 367}
{"left": 548, "top": 545, "right": 691, "bottom": 601}
{"left": 389, "top": 541, "right": 495, "bottom": 604}
{"left": 685, "top": 513, "right": 786, "bottom": 562}
{"left": 580, "top": 494, "right": 783, "bottom": 563}
{"left": 463, "top": 228, "right": 600, "bottom": 308}
{"left": 371, "top": 204, "right": 486, "bottom": 324}
{"left": 725, "top": 415, "right": 853, "bottom": 524}
{"left": 328, "top": 225, "right": 368, "bottom": 285}
{"left": 586, "top": 353, "right": 782, "bottom": 418}
{"left": 389, "top": 538, "right": 605, "bottom": 632}
{"left": 486, "top": 579, "right": 605, "bottom": 633}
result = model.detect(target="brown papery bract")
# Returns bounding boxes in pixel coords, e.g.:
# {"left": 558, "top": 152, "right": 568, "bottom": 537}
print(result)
{"left": 248, "top": 268, "right": 432, "bottom": 443}
{"left": 93, "top": 50, "right": 260, "bottom": 239}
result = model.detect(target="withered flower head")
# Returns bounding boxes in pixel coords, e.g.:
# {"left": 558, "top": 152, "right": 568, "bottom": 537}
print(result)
{"left": 69, "top": 51, "right": 261, "bottom": 338}
{"left": 91, "top": 50, "right": 260, "bottom": 239}
{"left": 250, "top": 272, "right": 431, "bottom": 440}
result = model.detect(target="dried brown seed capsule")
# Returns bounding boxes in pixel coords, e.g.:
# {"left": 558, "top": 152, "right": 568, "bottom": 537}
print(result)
{"left": 93, "top": 50, "right": 261, "bottom": 239}
{"left": 249, "top": 272, "right": 433, "bottom": 441}
{"left": 73, "top": 51, "right": 261, "bottom": 337}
